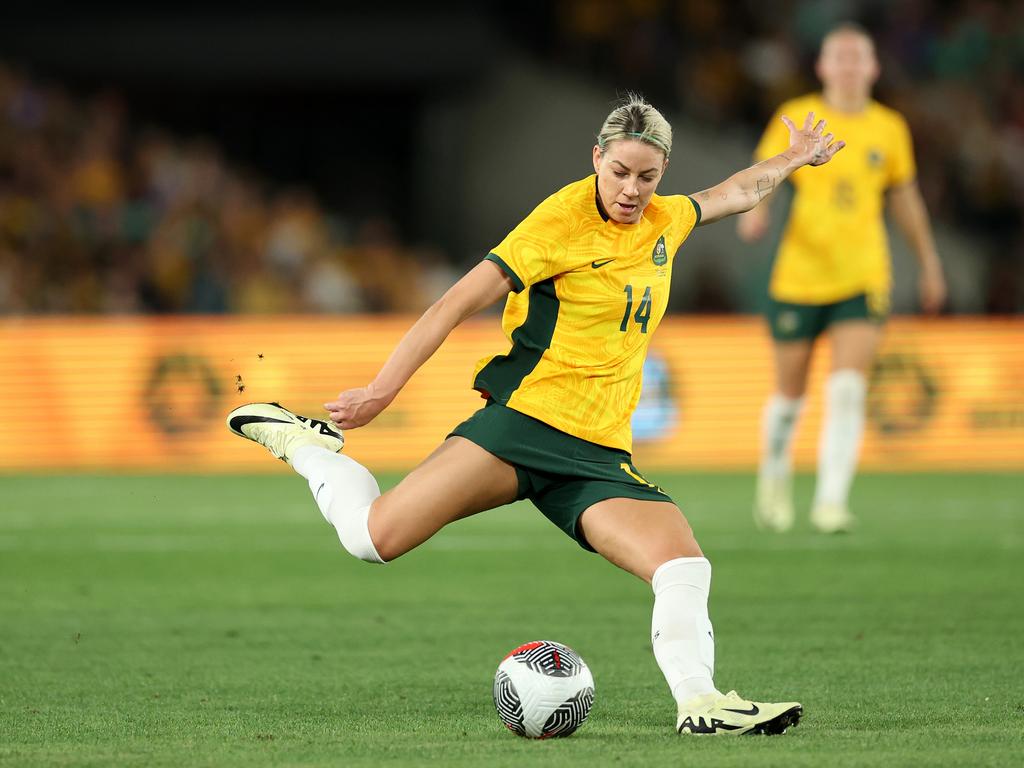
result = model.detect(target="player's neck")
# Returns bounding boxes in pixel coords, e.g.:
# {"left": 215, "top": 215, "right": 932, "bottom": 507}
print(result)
{"left": 822, "top": 88, "right": 871, "bottom": 114}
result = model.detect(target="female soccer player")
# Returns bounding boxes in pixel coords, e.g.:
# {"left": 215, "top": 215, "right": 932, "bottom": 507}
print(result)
{"left": 229, "top": 96, "right": 843, "bottom": 735}
{"left": 738, "top": 23, "right": 946, "bottom": 534}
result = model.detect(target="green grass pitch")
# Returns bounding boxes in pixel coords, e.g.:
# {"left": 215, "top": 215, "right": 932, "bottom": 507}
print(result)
{"left": 1, "top": 472, "right": 1021, "bottom": 767}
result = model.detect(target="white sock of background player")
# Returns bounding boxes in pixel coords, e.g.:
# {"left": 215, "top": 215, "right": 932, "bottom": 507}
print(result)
{"left": 291, "top": 444, "right": 385, "bottom": 563}
{"left": 814, "top": 369, "right": 867, "bottom": 508}
{"left": 759, "top": 393, "right": 804, "bottom": 486}
{"left": 651, "top": 556, "right": 721, "bottom": 706}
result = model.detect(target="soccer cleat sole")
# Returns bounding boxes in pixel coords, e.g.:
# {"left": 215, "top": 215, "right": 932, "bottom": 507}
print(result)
{"left": 745, "top": 705, "right": 802, "bottom": 735}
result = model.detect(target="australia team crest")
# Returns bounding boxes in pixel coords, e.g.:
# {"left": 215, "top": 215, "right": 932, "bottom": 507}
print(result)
{"left": 652, "top": 235, "right": 667, "bottom": 266}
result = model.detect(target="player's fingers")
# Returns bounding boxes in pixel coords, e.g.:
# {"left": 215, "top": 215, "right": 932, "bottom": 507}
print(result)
{"left": 780, "top": 114, "right": 796, "bottom": 133}
{"left": 821, "top": 132, "right": 834, "bottom": 146}
{"left": 339, "top": 415, "right": 366, "bottom": 430}
{"left": 830, "top": 140, "right": 846, "bottom": 154}
{"left": 813, "top": 119, "right": 826, "bottom": 135}
{"left": 803, "top": 111, "right": 814, "bottom": 131}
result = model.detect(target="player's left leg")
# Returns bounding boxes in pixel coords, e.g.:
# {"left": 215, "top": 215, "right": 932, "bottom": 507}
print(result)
{"left": 758, "top": 339, "right": 814, "bottom": 532}
{"left": 227, "top": 402, "right": 519, "bottom": 562}
{"left": 812, "top": 318, "right": 884, "bottom": 532}
{"left": 578, "top": 499, "right": 802, "bottom": 735}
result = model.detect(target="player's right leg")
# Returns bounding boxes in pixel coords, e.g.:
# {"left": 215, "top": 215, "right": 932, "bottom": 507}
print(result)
{"left": 227, "top": 402, "right": 518, "bottom": 562}
{"left": 756, "top": 339, "right": 813, "bottom": 532}
{"left": 810, "top": 317, "right": 883, "bottom": 533}
{"left": 579, "top": 498, "right": 802, "bottom": 735}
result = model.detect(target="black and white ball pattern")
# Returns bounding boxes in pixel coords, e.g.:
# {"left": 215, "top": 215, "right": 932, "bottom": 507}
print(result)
{"left": 493, "top": 640, "right": 595, "bottom": 739}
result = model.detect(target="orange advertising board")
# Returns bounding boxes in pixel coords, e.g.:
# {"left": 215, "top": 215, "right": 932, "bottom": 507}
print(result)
{"left": 0, "top": 316, "right": 1021, "bottom": 472}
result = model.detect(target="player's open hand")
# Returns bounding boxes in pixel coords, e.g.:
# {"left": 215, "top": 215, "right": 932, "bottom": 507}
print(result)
{"left": 324, "top": 384, "right": 394, "bottom": 429}
{"left": 782, "top": 111, "right": 845, "bottom": 167}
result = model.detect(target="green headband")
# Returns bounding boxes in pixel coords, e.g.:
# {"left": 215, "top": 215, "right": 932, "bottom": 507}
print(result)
{"left": 599, "top": 131, "right": 670, "bottom": 155}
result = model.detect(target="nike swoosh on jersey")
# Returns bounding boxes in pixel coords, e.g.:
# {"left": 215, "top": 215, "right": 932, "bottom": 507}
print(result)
{"left": 591, "top": 258, "right": 615, "bottom": 268}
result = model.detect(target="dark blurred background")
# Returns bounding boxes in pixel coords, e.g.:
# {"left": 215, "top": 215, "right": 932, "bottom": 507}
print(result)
{"left": 2, "top": 0, "right": 1022, "bottom": 316}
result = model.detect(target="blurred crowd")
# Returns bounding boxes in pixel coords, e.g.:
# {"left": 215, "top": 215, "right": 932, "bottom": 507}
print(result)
{"left": 0, "top": 65, "right": 457, "bottom": 314}
{"left": 2, "top": 1, "right": 1023, "bottom": 315}
{"left": 552, "top": 0, "right": 1024, "bottom": 312}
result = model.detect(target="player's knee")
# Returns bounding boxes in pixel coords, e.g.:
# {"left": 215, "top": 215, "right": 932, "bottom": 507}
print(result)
{"left": 335, "top": 502, "right": 387, "bottom": 564}
{"left": 640, "top": 531, "right": 704, "bottom": 582}
{"left": 828, "top": 369, "right": 866, "bottom": 408}
{"left": 365, "top": 526, "right": 403, "bottom": 564}
{"left": 778, "top": 378, "right": 808, "bottom": 399}
{"left": 362, "top": 499, "right": 412, "bottom": 563}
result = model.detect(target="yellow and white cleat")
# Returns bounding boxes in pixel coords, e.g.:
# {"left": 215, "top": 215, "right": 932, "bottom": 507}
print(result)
{"left": 754, "top": 474, "right": 795, "bottom": 532}
{"left": 226, "top": 402, "right": 344, "bottom": 464}
{"left": 677, "top": 690, "right": 802, "bottom": 735}
{"left": 810, "top": 502, "right": 855, "bottom": 533}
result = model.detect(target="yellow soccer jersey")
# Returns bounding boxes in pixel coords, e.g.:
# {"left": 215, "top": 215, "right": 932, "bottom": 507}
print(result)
{"left": 755, "top": 93, "right": 916, "bottom": 304}
{"left": 474, "top": 175, "right": 700, "bottom": 452}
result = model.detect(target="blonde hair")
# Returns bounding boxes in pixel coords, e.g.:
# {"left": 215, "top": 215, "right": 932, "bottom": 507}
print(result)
{"left": 597, "top": 94, "right": 672, "bottom": 157}
{"left": 821, "top": 21, "right": 876, "bottom": 54}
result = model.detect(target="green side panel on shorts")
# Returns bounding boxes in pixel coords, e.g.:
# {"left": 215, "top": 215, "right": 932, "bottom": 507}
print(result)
{"left": 473, "top": 277, "right": 560, "bottom": 403}
{"left": 485, "top": 253, "right": 525, "bottom": 293}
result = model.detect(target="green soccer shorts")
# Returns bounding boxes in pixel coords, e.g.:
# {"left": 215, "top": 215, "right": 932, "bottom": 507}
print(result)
{"left": 448, "top": 402, "right": 673, "bottom": 551}
{"left": 767, "top": 291, "right": 889, "bottom": 342}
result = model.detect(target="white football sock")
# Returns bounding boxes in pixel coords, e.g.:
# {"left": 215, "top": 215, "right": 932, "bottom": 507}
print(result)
{"left": 291, "top": 445, "right": 385, "bottom": 563}
{"left": 759, "top": 394, "right": 804, "bottom": 483}
{"left": 814, "top": 369, "right": 867, "bottom": 507}
{"left": 651, "top": 557, "right": 721, "bottom": 706}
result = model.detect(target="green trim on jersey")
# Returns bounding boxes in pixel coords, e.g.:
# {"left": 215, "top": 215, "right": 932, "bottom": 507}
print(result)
{"left": 474, "top": 277, "right": 560, "bottom": 402}
{"left": 687, "top": 195, "right": 702, "bottom": 224}
{"left": 485, "top": 253, "right": 525, "bottom": 293}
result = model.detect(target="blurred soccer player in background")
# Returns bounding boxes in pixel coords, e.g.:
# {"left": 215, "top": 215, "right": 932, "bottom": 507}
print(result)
{"left": 737, "top": 23, "right": 946, "bottom": 534}
{"left": 229, "top": 96, "right": 844, "bottom": 735}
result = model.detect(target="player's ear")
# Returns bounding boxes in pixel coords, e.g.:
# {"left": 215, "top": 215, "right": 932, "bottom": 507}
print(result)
{"left": 868, "top": 56, "right": 881, "bottom": 85}
{"left": 592, "top": 144, "right": 602, "bottom": 174}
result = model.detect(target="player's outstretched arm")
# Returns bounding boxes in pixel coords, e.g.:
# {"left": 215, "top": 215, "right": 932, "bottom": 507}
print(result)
{"left": 324, "top": 261, "right": 515, "bottom": 429}
{"left": 735, "top": 189, "right": 774, "bottom": 243}
{"left": 887, "top": 180, "right": 946, "bottom": 314}
{"left": 692, "top": 112, "right": 845, "bottom": 226}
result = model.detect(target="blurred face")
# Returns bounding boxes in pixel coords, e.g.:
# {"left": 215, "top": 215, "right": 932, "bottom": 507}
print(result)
{"left": 592, "top": 139, "right": 667, "bottom": 224}
{"left": 816, "top": 31, "right": 879, "bottom": 100}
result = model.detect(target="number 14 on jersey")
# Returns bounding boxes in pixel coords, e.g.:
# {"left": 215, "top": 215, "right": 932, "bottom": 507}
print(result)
{"left": 620, "top": 284, "right": 652, "bottom": 333}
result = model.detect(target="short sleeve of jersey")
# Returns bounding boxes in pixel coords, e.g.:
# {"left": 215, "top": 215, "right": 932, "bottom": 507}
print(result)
{"left": 887, "top": 114, "right": 917, "bottom": 188}
{"left": 486, "top": 195, "right": 571, "bottom": 293}
{"left": 662, "top": 194, "right": 701, "bottom": 236}
{"left": 754, "top": 105, "right": 792, "bottom": 162}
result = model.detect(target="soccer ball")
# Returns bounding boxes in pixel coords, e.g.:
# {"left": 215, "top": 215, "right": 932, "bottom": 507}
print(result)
{"left": 493, "top": 640, "right": 595, "bottom": 738}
